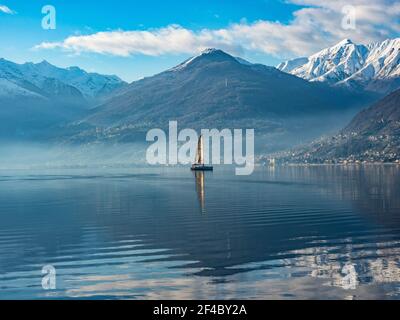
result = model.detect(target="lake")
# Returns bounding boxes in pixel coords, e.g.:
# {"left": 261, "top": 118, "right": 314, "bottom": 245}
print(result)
{"left": 0, "top": 165, "right": 400, "bottom": 300}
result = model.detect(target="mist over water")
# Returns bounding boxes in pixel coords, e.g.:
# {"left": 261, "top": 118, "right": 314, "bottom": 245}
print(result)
{"left": 1, "top": 165, "right": 400, "bottom": 299}
{"left": 0, "top": 143, "right": 148, "bottom": 169}
{"left": 0, "top": 108, "right": 361, "bottom": 170}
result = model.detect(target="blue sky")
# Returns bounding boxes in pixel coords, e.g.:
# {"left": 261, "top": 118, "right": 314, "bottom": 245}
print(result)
{"left": 0, "top": 0, "right": 398, "bottom": 82}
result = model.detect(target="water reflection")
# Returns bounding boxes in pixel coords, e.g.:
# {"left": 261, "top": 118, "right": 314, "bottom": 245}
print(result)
{"left": 194, "top": 171, "right": 206, "bottom": 214}
{"left": 269, "top": 165, "right": 400, "bottom": 228}
{"left": 0, "top": 166, "right": 400, "bottom": 299}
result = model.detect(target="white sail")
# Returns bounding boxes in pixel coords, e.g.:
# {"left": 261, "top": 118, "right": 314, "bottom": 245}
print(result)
{"left": 195, "top": 135, "right": 204, "bottom": 165}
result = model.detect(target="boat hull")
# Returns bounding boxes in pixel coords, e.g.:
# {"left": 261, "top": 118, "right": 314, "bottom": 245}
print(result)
{"left": 191, "top": 165, "right": 213, "bottom": 171}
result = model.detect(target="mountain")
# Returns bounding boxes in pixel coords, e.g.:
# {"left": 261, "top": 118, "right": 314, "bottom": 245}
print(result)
{"left": 0, "top": 58, "right": 127, "bottom": 140}
{"left": 0, "top": 78, "right": 42, "bottom": 98}
{"left": 0, "top": 59, "right": 85, "bottom": 106}
{"left": 0, "top": 58, "right": 126, "bottom": 103}
{"left": 278, "top": 89, "right": 400, "bottom": 163}
{"left": 345, "top": 89, "right": 400, "bottom": 135}
{"left": 65, "top": 48, "right": 374, "bottom": 150}
{"left": 278, "top": 38, "right": 400, "bottom": 95}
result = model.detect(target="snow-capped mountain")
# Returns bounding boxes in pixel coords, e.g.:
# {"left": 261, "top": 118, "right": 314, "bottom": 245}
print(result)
{"left": 278, "top": 38, "right": 400, "bottom": 94}
{"left": 23, "top": 60, "right": 127, "bottom": 100}
{"left": 0, "top": 58, "right": 126, "bottom": 103}
{"left": 0, "top": 58, "right": 126, "bottom": 140}
{"left": 66, "top": 48, "right": 372, "bottom": 147}
{"left": 170, "top": 48, "right": 253, "bottom": 72}
{"left": 276, "top": 57, "right": 309, "bottom": 74}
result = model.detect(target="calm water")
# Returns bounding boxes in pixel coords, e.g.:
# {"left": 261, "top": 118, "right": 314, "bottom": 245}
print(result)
{"left": 1, "top": 166, "right": 400, "bottom": 300}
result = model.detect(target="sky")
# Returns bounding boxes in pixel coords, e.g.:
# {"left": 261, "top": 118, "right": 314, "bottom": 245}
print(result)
{"left": 0, "top": 0, "right": 399, "bottom": 82}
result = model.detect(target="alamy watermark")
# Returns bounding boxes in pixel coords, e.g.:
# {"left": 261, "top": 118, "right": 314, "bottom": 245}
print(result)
{"left": 42, "top": 5, "right": 56, "bottom": 30}
{"left": 146, "top": 121, "right": 255, "bottom": 175}
{"left": 341, "top": 5, "right": 356, "bottom": 30}
{"left": 341, "top": 263, "right": 358, "bottom": 290}
{"left": 42, "top": 265, "right": 56, "bottom": 290}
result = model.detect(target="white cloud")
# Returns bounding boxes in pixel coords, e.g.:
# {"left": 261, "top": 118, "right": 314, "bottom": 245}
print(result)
{"left": 0, "top": 5, "right": 15, "bottom": 14}
{"left": 34, "top": 0, "right": 400, "bottom": 59}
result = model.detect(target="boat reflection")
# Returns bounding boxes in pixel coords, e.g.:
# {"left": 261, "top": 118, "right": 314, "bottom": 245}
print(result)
{"left": 194, "top": 171, "right": 206, "bottom": 214}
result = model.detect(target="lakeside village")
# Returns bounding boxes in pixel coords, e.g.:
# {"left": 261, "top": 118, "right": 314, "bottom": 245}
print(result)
{"left": 259, "top": 133, "right": 400, "bottom": 166}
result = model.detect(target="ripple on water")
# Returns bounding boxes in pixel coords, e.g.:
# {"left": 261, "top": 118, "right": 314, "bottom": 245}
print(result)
{"left": 0, "top": 166, "right": 400, "bottom": 299}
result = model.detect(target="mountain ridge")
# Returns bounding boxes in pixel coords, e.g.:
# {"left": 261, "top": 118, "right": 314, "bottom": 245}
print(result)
{"left": 0, "top": 58, "right": 127, "bottom": 140}
{"left": 278, "top": 38, "right": 400, "bottom": 95}
{"left": 0, "top": 58, "right": 127, "bottom": 103}
{"left": 63, "top": 48, "right": 375, "bottom": 151}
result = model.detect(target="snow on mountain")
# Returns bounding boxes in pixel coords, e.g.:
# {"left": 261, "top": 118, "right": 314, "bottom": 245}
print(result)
{"left": 0, "top": 78, "right": 43, "bottom": 98}
{"left": 170, "top": 48, "right": 253, "bottom": 72}
{"left": 278, "top": 38, "right": 400, "bottom": 94}
{"left": 0, "top": 58, "right": 126, "bottom": 102}
{"left": 344, "top": 39, "right": 400, "bottom": 83}
{"left": 23, "top": 61, "right": 126, "bottom": 99}
{"left": 276, "top": 57, "right": 309, "bottom": 73}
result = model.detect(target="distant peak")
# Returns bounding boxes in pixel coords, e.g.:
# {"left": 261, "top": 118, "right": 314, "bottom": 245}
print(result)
{"left": 336, "top": 38, "right": 353, "bottom": 46}
{"left": 170, "top": 48, "right": 235, "bottom": 72}
{"left": 200, "top": 48, "right": 220, "bottom": 55}
{"left": 37, "top": 60, "right": 53, "bottom": 66}
{"left": 67, "top": 66, "right": 84, "bottom": 72}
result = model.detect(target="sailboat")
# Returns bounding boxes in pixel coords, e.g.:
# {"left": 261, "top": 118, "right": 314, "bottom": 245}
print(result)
{"left": 191, "top": 135, "right": 213, "bottom": 171}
